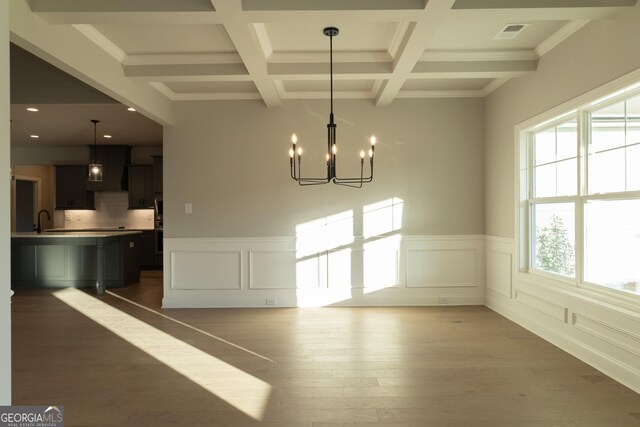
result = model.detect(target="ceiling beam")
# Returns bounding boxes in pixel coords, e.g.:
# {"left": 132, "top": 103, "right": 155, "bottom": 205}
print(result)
{"left": 269, "top": 62, "right": 392, "bottom": 78}
{"left": 211, "top": 0, "right": 281, "bottom": 107}
{"left": 375, "top": 21, "right": 440, "bottom": 106}
{"left": 374, "top": 0, "right": 458, "bottom": 106}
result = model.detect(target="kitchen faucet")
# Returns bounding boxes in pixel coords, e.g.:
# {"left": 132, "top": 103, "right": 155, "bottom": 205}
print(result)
{"left": 36, "top": 209, "right": 51, "bottom": 234}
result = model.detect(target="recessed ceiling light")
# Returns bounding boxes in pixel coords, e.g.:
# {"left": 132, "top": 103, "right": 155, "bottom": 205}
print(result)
{"left": 29, "top": 135, "right": 39, "bottom": 139}
{"left": 26, "top": 107, "right": 39, "bottom": 112}
{"left": 127, "top": 107, "right": 136, "bottom": 112}
{"left": 103, "top": 134, "right": 112, "bottom": 139}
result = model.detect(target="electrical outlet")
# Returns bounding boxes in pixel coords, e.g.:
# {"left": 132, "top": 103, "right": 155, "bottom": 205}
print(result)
{"left": 438, "top": 297, "right": 449, "bottom": 305}
{"left": 265, "top": 297, "right": 277, "bottom": 306}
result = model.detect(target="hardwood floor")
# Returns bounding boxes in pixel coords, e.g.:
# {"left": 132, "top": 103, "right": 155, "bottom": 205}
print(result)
{"left": 11, "top": 271, "right": 640, "bottom": 426}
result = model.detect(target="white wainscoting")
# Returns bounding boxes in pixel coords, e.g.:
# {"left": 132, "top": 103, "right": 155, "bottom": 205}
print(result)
{"left": 171, "top": 250, "right": 242, "bottom": 290}
{"left": 485, "top": 236, "right": 640, "bottom": 394}
{"left": 163, "top": 235, "right": 485, "bottom": 309}
{"left": 486, "top": 236, "right": 513, "bottom": 298}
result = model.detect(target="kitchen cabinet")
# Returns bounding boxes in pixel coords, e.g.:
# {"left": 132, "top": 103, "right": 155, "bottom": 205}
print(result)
{"left": 11, "top": 231, "right": 141, "bottom": 289}
{"left": 128, "top": 165, "right": 154, "bottom": 209}
{"left": 152, "top": 155, "right": 163, "bottom": 193}
{"left": 55, "top": 165, "right": 95, "bottom": 210}
{"left": 86, "top": 145, "right": 131, "bottom": 192}
{"left": 139, "top": 230, "right": 155, "bottom": 267}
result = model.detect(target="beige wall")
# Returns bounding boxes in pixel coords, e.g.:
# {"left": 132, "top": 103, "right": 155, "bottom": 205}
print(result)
{"left": 485, "top": 7, "right": 640, "bottom": 238}
{"left": 164, "top": 98, "right": 484, "bottom": 238}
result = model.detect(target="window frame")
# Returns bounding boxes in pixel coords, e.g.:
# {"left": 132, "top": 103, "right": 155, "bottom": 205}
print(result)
{"left": 516, "top": 78, "right": 640, "bottom": 304}
{"left": 526, "top": 114, "right": 580, "bottom": 282}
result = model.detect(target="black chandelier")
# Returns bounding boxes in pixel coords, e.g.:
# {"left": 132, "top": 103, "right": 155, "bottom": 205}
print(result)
{"left": 289, "top": 27, "right": 375, "bottom": 188}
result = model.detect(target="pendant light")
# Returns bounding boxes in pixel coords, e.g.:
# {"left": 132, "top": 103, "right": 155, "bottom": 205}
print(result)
{"left": 289, "top": 27, "right": 375, "bottom": 188}
{"left": 88, "top": 119, "right": 103, "bottom": 182}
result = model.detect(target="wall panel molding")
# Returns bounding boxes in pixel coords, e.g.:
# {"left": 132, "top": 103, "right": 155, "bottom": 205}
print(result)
{"left": 484, "top": 235, "right": 640, "bottom": 394}
{"left": 572, "top": 312, "right": 640, "bottom": 359}
{"left": 163, "top": 235, "right": 485, "bottom": 308}
{"left": 515, "top": 289, "right": 568, "bottom": 323}
{"left": 406, "top": 248, "right": 477, "bottom": 288}
{"left": 171, "top": 250, "right": 242, "bottom": 290}
{"left": 248, "top": 250, "right": 296, "bottom": 290}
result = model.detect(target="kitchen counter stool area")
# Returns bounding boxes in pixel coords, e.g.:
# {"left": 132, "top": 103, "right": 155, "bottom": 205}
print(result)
{"left": 11, "top": 231, "right": 142, "bottom": 293}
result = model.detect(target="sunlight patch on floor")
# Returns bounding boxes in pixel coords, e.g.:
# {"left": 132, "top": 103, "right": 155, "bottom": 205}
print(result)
{"left": 53, "top": 288, "right": 272, "bottom": 421}
{"left": 106, "top": 290, "right": 275, "bottom": 363}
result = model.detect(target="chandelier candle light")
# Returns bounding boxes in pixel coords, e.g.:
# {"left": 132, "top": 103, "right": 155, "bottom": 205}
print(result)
{"left": 289, "top": 27, "right": 376, "bottom": 188}
{"left": 88, "top": 119, "right": 103, "bottom": 182}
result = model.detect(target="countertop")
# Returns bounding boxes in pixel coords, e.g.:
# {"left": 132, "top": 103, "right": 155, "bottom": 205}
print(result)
{"left": 12, "top": 231, "right": 143, "bottom": 238}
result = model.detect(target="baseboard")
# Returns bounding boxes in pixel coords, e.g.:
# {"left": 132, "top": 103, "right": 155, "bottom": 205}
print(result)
{"left": 486, "top": 289, "right": 640, "bottom": 395}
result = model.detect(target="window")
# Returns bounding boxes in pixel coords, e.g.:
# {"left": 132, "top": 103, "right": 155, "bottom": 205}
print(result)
{"left": 533, "top": 119, "right": 578, "bottom": 198}
{"left": 529, "top": 119, "right": 578, "bottom": 278}
{"left": 589, "top": 96, "right": 640, "bottom": 194}
{"left": 522, "top": 86, "right": 640, "bottom": 298}
{"left": 584, "top": 199, "right": 640, "bottom": 294}
{"left": 532, "top": 203, "right": 575, "bottom": 277}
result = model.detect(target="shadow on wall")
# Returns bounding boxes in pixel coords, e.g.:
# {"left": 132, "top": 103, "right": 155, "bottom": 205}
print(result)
{"left": 295, "top": 197, "right": 404, "bottom": 307}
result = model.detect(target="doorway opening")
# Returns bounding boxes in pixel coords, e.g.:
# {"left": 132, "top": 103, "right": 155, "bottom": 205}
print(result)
{"left": 12, "top": 177, "right": 40, "bottom": 232}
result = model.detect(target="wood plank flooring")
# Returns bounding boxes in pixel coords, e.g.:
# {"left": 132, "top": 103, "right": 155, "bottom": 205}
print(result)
{"left": 11, "top": 271, "right": 640, "bottom": 426}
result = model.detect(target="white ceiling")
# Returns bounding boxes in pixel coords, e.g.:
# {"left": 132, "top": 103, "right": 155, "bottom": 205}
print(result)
{"left": 10, "top": 0, "right": 639, "bottom": 145}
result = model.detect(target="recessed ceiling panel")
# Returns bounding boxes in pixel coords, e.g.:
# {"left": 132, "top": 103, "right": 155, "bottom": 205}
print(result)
{"left": 426, "top": 20, "right": 568, "bottom": 50}
{"left": 282, "top": 80, "right": 375, "bottom": 92}
{"left": 452, "top": 0, "right": 635, "bottom": 9}
{"left": 93, "top": 24, "right": 235, "bottom": 55}
{"left": 32, "top": 0, "right": 215, "bottom": 12}
{"left": 243, "top": 0, "right": 425, "bottom": 11}
{"left": 164, "top": 81, "right": 258, "bottom": 94}
{"left": 401, "top": 78, "right": 492, "bottom": 91}
{"left": 265, "top": 22, "right": 400, "bottom": 53}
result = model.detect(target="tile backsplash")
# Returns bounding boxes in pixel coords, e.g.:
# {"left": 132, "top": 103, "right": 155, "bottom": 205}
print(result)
{"left": 62, "top": 192, "right": 154, "bottom": 229}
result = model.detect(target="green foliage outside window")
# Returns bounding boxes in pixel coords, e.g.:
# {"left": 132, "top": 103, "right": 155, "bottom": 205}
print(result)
{"left": 536, "top": 214, "right": 575, "bottom": 276}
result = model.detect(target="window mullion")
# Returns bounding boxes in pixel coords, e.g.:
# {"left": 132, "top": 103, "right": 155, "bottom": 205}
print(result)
{"left": 577, "top": 111, "right": 589, "bottom": 287}
{"left": 625, "top": 99, "right": 629, "bottom": 192}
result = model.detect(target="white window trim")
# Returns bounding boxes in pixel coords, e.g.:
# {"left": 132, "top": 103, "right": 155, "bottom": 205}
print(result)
{"left": 514, "top": 68, "right": 640, "bottom": 307}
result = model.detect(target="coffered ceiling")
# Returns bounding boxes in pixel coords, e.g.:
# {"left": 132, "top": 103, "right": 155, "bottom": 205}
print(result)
{"left": 26, "top": 0, "right": 638, "bottom": 108}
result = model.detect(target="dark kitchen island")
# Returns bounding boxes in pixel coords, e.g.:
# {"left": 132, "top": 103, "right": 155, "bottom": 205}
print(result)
{"left": 11, "top": 231, "right": 142, "bottom": 293}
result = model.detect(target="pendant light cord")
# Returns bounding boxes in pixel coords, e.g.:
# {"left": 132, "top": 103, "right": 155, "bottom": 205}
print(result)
{"left": 93, "top": 121, "right": 97, "bottom": 161}
{"left": 330, "top": 33, "right": 334, "bottom": 116}
{"left": 91, "top": 119, "right": 99, "bottom": 163}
